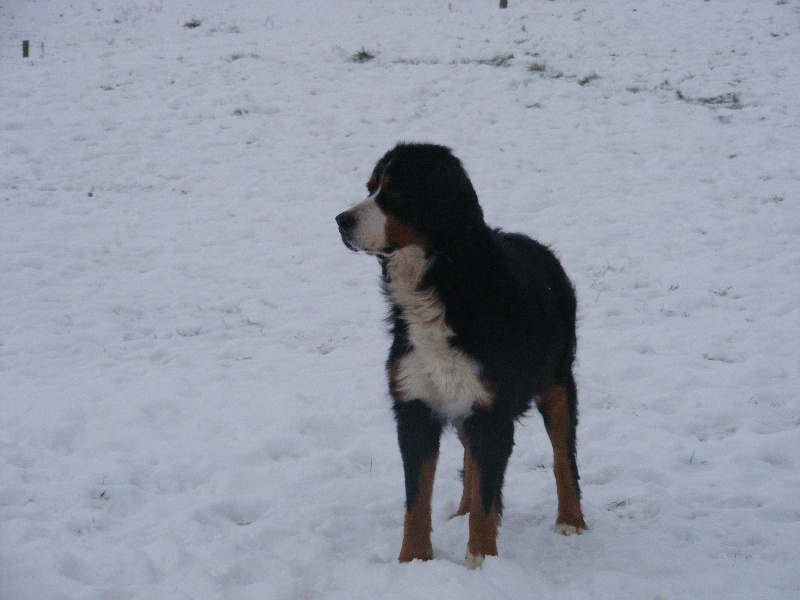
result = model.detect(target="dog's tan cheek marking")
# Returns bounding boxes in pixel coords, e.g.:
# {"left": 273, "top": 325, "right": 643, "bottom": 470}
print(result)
{"left": 385, "top": 215, "right": 426, "bottom": 249}
{"left": 399, "top": 452, "right": 438, "bottom": 563}
{"left": 537, "top": 383, "right": 587, "bottom": 534}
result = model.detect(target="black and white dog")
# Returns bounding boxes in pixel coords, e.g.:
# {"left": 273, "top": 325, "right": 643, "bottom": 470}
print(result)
{"left": 336, "top": 143, "right": 586, "bottom": 568}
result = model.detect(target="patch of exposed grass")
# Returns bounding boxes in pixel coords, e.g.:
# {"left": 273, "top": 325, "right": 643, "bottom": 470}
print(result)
{"left": 578, "top": 72, "right": 601, "bottom": 86}
{"left": 393, "top": 58, "right": 440, "bottom": 66}
{"left": 676, "top": 90, "right": 742, "bottom": 109}
{"left": 472, "top": 52, "right": 514, "bottom": 67}
{"left": 527, "top": 61, "right": 564, "bottom": 79}
{"left": 349, "top": 48, "right": 376, "bottom": 63}
{"left": 394, "top": 53, "right": 513, "bottom": 68}
{"left": 228, "top": 53, "right": 261, "bottom": 62}
{"left": 480, "top": 53, "right": 514, "bottom": 67}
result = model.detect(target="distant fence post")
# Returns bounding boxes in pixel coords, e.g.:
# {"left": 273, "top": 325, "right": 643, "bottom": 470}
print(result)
{"left": 500, "top": 0, "right": 508, "bottom": 8}
{"left": 22, "top": 40, "right": 29, "bottom": 57}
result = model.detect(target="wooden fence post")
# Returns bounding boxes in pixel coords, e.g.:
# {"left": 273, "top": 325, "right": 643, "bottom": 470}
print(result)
{"left": 23, "top": 40, "right": 29, "bottom": 57}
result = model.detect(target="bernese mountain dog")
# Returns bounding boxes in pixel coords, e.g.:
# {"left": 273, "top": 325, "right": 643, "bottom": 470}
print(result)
{"left": 336, "top": 143, "right": 586, "bottom": 569}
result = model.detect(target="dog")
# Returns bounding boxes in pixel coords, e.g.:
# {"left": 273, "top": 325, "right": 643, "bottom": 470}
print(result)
{"left": 336, "top": 143, "right": 586, "bottom": 568}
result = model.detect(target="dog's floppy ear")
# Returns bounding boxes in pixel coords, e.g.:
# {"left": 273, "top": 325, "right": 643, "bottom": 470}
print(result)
{"left": 414, "top": 148, "right": 486, "bottom": 254}
{"left": 385, "top": 144, "right": 485, "bottom": 252}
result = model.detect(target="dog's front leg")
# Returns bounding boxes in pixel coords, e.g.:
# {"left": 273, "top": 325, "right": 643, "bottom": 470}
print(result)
{"left": 394, "top": 399, "right": 442, "bottom": 562}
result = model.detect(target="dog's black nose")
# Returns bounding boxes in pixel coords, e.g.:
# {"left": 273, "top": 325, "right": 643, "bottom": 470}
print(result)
{"left": 336, "top": 211, "right": 357, "bottom": 231}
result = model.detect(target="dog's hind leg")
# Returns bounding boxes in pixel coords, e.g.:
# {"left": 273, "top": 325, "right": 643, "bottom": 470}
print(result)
{"left": 452, "top": 428, "right": 473, "bottom": 517}
{"left": 394, "top": 399, "right": 443, "bottom": 562}
{"left": 536, "top": 375, "right": 587, "bottom": 535}
{"left": 462, "top": 414, "right": 514, "bottom": 568}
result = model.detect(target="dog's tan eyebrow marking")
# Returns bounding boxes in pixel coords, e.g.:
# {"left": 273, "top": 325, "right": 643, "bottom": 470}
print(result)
{"left": 367, "top": 158, "right": 393, "bottom": 194}
{"left": 367, "top": 173, "right": 378, "bottom": 192}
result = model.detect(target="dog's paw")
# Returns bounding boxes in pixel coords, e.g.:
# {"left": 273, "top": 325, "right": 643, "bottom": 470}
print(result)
{"left": 465, "top": 552, "right": 485, "bottom": 570}
{"left": 398, "top": 545, "right": 433, "bottom": 563}
{"left": 554, "top": 522, "right": 586, "bottom": 536}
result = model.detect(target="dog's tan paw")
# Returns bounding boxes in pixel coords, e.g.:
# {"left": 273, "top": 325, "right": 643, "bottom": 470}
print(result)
{"left": 465, "top": 552, "right": 485, "bottom": 570}
{"left": 555, "top": 522, "right": 586, "bottom": 536}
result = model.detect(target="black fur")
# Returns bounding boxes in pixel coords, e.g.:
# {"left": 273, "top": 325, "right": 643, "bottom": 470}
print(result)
{"left": 394, "top": 399, "right": 442, "bottom": 509}
{"left": 339, "top": 143, "right": 584, "bottom": 558}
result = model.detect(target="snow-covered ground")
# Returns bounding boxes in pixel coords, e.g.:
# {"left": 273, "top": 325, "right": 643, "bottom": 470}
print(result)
{"left": 1, "top": 1, "right": 798, "bottom": 598}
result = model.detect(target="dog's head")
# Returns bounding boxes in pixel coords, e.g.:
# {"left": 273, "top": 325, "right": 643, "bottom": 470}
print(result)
{"left": 336, "top": 143, "right": 485, "bottom": 257}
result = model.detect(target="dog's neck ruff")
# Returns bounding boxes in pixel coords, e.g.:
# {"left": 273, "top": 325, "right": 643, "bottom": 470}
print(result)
{"left": 386, "top": 247, "right": 492, "bottom": 422}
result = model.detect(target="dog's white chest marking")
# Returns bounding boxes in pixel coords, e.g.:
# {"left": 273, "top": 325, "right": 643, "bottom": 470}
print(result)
{"left": 387, "top": 248, "right": 492, "bottom": 421}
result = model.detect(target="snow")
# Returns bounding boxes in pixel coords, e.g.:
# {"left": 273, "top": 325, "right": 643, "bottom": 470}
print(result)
{"left": 1, "top": 1, "right": 798, "bottom": 598}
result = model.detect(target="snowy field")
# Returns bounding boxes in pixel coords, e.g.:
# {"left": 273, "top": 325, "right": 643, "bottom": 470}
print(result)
{"left": 2, "top": 1, "right": 799, "bottom": 598}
